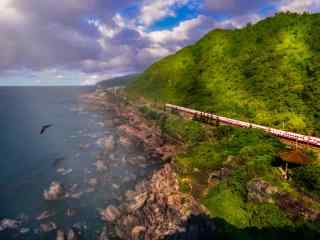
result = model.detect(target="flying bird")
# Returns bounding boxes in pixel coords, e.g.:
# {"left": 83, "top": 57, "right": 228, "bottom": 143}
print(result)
{"left": 40, "top": 124, "right": 53, "bottom": 135}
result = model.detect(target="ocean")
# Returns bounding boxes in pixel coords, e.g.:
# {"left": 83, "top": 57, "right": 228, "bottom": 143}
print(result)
{"left": 0, "top": 87, "right": 155, "bottom": 239}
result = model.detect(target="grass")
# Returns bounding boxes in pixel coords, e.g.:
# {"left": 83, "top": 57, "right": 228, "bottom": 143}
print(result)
{"left": 204, "top": 184, "right": 250, "bottom": 228}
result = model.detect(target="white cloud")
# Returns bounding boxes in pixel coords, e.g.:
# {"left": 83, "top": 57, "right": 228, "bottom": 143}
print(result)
{"left": 0, "top": 0, "right": 23, "bottom": 23}
{"left": 216, "top": 14, "right": 262, "bottom": 29}
{"left": 87, "top": 13, "right": 214, "bottom": 74}
{"left": 139, "top": 0, "right": 188, "bottom": 27}
{"left": 56, "top": 74, "right": 64, "bottom": 79}
{"left": 144, "top": 15, "right": 210, "bottom": 44}
{"left": 279, "top": 0, "right": 320, "bottom": 13}
{"left": 137, "top": 44, "right": 171, "bottom": 61}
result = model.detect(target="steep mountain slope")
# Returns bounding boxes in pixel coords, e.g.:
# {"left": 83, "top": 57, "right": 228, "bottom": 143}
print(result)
{"left": 129, "top": 12, "right": 320, "bottom": 135}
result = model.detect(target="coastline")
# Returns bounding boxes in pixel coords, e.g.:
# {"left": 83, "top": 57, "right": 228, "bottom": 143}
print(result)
{"left": 84, "top": 89, "right": 208, "bottom": 239}
{"left": 86, "top": 87, "right": 320, "bottom": 240}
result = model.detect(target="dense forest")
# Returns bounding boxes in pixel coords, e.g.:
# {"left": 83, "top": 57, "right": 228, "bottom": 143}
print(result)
{"left": 128, "top": 13, "right": 320, "bottom": 236}
{"left": 129, "top": 12, "right": 320, "bottom": 135}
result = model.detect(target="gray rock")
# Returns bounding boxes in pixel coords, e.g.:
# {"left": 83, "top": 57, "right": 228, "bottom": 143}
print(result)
{"left": 72, "top": 222, "right": 87, "bottom": 231}
{"left": 37, "top": 210, "right": 55, "bottom": 220}
{"left": 43, "top": 182, "right": 65, "bottom": 200}
{"left": 69, "top": 192, "right": 83, "bottom": 199}
{"left": 247, "top": 179, "right": 279, "bottom": 203}
{"left": 20, "top": 228, "right": 30, "bottom": 234}
{"left": 0, "top": 219, "right": 20, "bottom": 231}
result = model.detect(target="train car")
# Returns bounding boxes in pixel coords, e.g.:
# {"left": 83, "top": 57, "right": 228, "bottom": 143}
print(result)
{"left": 165, "top": 104, "right": 320, "bottom": 148}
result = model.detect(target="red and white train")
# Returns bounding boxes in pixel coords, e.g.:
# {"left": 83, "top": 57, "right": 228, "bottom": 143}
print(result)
{"left": 165, "top": 104, "right": 320, "bottom": 148}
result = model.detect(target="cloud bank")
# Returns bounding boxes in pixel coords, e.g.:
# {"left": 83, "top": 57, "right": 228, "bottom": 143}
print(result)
{"left": 0, "top": 0, "right": 319, "bottom": 85}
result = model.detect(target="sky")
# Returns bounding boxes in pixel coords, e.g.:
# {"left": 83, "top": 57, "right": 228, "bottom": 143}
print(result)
{"left": 0, "top": 0, "right": 319, "bottom": 86}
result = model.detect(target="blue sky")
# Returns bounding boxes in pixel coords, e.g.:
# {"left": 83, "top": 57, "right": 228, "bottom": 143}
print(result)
{"left": 0, "top": 0, "right": 319, "bottom": 86}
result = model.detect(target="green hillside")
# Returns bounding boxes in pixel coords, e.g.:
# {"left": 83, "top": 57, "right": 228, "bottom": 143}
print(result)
{"left": 129, "top": 12, "right": 320, "bottom": 135}
{"left": 97, "top": 74, "right": 139, "bottom": 88}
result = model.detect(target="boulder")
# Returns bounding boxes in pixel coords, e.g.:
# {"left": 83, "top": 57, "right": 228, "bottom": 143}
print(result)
{"left": 40, "top": 222, "right": 57, "bottom": 232}
{"left": 104, "top": 135, "right": 115, "bottom": 152}
{"left": 67, "top": 228, "right": 80, "bottom": 240}
{"left": 98, "top": 227, "right": 109, "bottom": 240}
{"left": 70, "top": 192, "right": 83, "bottom": 199}
{"left": 125, "top": 190, "right": 137, "bottom": 201}
{"left": 0, "top": 219, "right": 20, "bottom": 231}
{"left": 112, "top": 184, "right": 120, "bottom": 189}
{"left": 247, "top": 179, "right": 279, "bottom": 204}
{"left": 88, "top": 178, "right": 98, "bottom": 187}
{"left": 37, "top": 210, "right": 55, "bottom": 220}
{"left": 122, "top": 215, "right": 138, "bottom": 229}
{"left": 95, "top": 160, "right": 108, "bottom": 172}
{"left": 119, "top": 136, "right": 133, "bottom": 149}
{"left": 56, "top": 230, "right": 65, "bottom": 240}
{"left": 43, "top": 182, "right": 65, "bottom": 200}
{"left": 167, "top": 194, "right": 181, "bottom": 208}
{"left": 101, "top": 205, "right": 121, "bottom": 222}
{"left": 20, "top": 228, "right": 30, "bottom": 234}
{"left": 127, "top": 192, "right": 148, "bottom": 212}
{"left": 131, "top": 226, "right": 146, "bottom": 240}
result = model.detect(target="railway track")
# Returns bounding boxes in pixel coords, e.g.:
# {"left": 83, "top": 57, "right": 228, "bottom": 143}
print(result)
{"left": 165, "top": 103, "right": 320, "bottom": 148}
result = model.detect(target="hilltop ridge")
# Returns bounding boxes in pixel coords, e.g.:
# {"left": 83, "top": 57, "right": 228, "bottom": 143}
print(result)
{"left": 129, "top": 12, "right": 320, "bottom": 135}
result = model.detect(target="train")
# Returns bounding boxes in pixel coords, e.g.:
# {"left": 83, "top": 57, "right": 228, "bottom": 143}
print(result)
{"left": 165, "top": 103, "right": 320, "bottom": 148}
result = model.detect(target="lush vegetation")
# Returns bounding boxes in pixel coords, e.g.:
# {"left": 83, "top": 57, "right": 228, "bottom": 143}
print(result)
{"left": 129, "top": 12, "right": 320, "bottom": 135}
{"left": 157, "top": 114, "right": 316, "bottom": 230}
{"left": 175, "top": 124, "right": 284, "bottom": 175}
{"left": 159, "top": 115, "right": 292, "bottom": 228}
{"left": 128, "top": 12, "right": 320, "bottom": 235}
{"left": 292, "top": 164, "right": 320, "bottom": 196}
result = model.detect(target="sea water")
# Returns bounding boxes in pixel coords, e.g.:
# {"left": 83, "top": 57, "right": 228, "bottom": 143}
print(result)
{"left": 0, "top": 87, "right": 154, "bottom": 239}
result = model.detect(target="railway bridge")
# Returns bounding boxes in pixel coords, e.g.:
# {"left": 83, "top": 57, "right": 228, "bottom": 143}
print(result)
{"left": 165, "top": 103, "right": 320, "bottom": 148}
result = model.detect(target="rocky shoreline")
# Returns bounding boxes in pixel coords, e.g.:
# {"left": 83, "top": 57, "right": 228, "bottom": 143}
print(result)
{"left": 86, "top": 89, "right": 205, "bottom": 240}
{"left": 100, "top": 164, "right": 203, "bottom": 240}
{"left": 0, "top": 88, "right": 206, "bottom": 240}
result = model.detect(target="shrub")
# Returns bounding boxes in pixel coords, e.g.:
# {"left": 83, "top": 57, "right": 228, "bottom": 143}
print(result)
{"left": 204, "top": 184, "right": 250, "bottom": 228}
{"left": 161, "top": 115, "right": 205, "bottom": 143}
{"left": 292, "top": 164, "right": 320, "bottom": 196}
{"left": 248, "top": 203, "right": 294, "bottom": 228}
{"left": 139, "top": 106, "right": 163, "bottom": 121}
{"left": 176, "top": 143, "right": 223, "bottom": 173}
